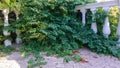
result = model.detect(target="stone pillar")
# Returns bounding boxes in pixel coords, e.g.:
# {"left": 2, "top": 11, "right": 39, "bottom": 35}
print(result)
{"left": 81, "top": 9, "right": 86, "bottom": 26}
{"left": 16, "top": 30, "right": 22, "bottom": 44}
{"left": 116, "top": 5, "right": 120, "bottom": 47}
{"left": 102, "top": 7, "right": 111, "bottom": 38}
{"left": 2, "top": 9, "right": 12, "bottom": 46}
{"left": 15, "top": 11, "right": 22, "bottom": 44}
{"left": 91, "top": 8, "right": 97, "bottom": 33}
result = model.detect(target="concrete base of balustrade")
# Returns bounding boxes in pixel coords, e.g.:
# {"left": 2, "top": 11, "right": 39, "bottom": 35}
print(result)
{"left": 16, "top": 38, "right": 22, "bottom": 44}
{"left": 116, "top": 44, "right": 120, "bottom": 47}
{"left": 91, "top": 23, "right": 97, "bottom": 33}
{"left": 4, "top": 40, "right": 12, "bottom": 46}
{"left": 3, "top": 31, "right": 11, "bottom": 36}
{"left": 103, "top": 34, "right": 109, "bottom": 38}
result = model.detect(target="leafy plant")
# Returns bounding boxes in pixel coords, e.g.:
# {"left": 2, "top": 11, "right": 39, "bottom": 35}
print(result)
{"left": 17, "top": 1, "right": 90, "bottom": 65}
{"left": 64, "top": 56, "right": 72, "bottom": 62}
{"left": 28, "top": 57, "right": 46, "bottom": 68}
{"left": 0, "top": 22, "right": 4, "bottom": 44}
{"left": 73, "top": 54, "right": 82, "bottom": 62}
{"left": 0, "top": 45, "right": 15, "bottom": 56}
{"left": 14, "top": 0, "right": 120, "bottom": 67}
{"left": 20, "top": 42, "right": 47, "bottom": 68}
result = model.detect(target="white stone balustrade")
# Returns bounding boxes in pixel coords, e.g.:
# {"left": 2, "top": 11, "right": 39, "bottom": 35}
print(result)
{"left": 75, "top": 0, "right": 118, "bottom": 10}
{"left": 2, "top": 9, "right": 12, "bottom": 46}
{"left": 75, "top": 0, "right": 119, "bottom": 29}
{"left": 75, "top": 0, "right": 120, "bottom": 46}
{"left": 0, "top": 8, "right": 22, "bottom": 45}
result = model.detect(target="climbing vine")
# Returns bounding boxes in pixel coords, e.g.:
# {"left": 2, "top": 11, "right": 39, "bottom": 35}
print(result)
{"left": 1, "top": 0, "right": 120, "bottom": 67}
{"left": 17, "top": 0, "right": 120, "bottom": 58}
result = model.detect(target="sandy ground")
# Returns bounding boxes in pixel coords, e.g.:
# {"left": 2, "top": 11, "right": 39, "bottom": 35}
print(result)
{"left": 0, "top": 48, "right": 120, "bottom": 68}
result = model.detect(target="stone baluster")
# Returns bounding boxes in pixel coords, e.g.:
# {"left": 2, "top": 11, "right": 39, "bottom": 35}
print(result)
{"left": 91, "top": 8, "right": 97, "bottom": 33}
{"left": 15, "top": 11, "right": 22, "bottom": 44}
{"left": 2, "top": 9, "right": 12, "bottom": 46}
{"left": 117, "top": 22, "right": 120, "bottom": 47}
{"left": 16, "top": 30, "right": 22, "bottom": 44}
{"left": 15, "top": 11, "right": 19, "bottom": 20}
{"left": 116, "top": 4, "right": 120, "bottom": 47}
{"left": 81, "top": 9, "right": 86, "bottom": 26}
{"left": 102, "top": 7, "right": 111, "bottom": 38}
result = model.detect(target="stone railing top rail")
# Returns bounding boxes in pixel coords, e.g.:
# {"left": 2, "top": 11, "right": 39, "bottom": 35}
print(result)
{"left": 75, "top": 0, "right": 120, "bottom": 11}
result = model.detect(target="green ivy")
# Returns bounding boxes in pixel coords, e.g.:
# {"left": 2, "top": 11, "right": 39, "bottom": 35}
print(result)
{"left": 17, "top": 0, "right": 120, "bottom": 58}
{"left": 0, "top": 22, "right": 4, "bottom": 44}
{"left": 12, "top": 1, "right": 120, "bottom": 68}
{"left": 0, "top": 45, "right": 15, "bottom": 57}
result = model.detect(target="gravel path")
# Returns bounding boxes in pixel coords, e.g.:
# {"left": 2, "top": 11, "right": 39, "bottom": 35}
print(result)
{"left": 0, "top": 48, "right": 120, "bottom": 68}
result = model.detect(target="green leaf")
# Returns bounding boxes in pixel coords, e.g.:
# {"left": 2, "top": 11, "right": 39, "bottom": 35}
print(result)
{"left": 64, "top": 56, "right": 72, "bottom": 63}
{"left": 73, "top": 54, "right": 81, "bottom": 62}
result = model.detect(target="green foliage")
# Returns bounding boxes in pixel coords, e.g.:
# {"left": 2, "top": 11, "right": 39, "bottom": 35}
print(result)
{"left": 94, "top": 7, "right": 119, "bottom": 38}
{"left": 73, "top": 54, "right": 81, "bottom": 62}
{"left": 86, "top": 7, "right": 120, "bottom": 58}
{"left": 64, "top": 56, "right": 72, "bottom": 62}
{"left": 28, "top": 57, "right": 46, "bottom": 68}
{"left": 109, "top": 6, "right": 119, "bottom": 38}
{"left": 18, "top": 0, "right": 90, "bottom": 59}
{"left": 0, "top": 0, "right": 22, "bottom": 13}
{"left": 7, "top": 1, "right": 119, "bottom": 68}
{"left": 20, "top": 41, "right": 47, "bottom": 68}
{"left": 93, "top": 8, "right": 108, "bottom": 35}
{"left": 18, "top": 0, "right": 96, "bottom": 43}
{"left": 88, "top": 35, "right": 118, "bottom": 54}
{"left": 95, "top": 8, "right": 108, "bottom": 24}
{"left": 17, "top": 0, "right": 120, "bottom": 59}
{"left": 0, "top": 1, "right": 120, "bottom": 68}
{"left": 20, "top": 40, "right": 41, "bottom": 53}
{"left": 64, "top": 54, "right": 82, "bottom": 63}
{"left": 0, "top": 45, "right": 15, "bottom": 57}
{"left": 28, "top": 52, "right": 46, "bottom": 68}
{"left": 0, "top": 22, "right": 4, "bottom": 44}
